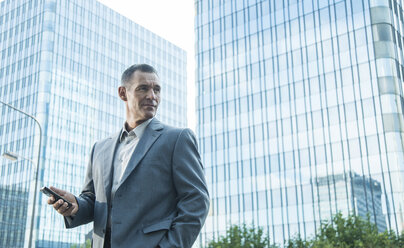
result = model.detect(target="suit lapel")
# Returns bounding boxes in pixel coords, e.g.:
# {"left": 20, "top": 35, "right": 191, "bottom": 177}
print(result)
{"left": 118, "top": 119, "right": 164, "bottom": 188}
{"left": 101, "top": 131, "right": 121, "bottom": 202}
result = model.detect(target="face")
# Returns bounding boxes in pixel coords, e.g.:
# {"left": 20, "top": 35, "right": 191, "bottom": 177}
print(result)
{"left": 118, "top": 71, "right": 161, "bottom": 126}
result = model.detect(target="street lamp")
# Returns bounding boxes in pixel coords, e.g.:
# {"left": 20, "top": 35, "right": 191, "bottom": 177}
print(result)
{"left": 2, "top": 151, "right": 36, "bottom": 165}
{"left": 0, "top": 99, "right": 42, "bottom": 248}
{"left": 2, "top": 151, "right": 18, "bottom": 161}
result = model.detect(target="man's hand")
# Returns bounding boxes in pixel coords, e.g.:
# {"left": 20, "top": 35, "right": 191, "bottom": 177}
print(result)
{"left": 46, "top": 186, "right": 79, "bottom": 217}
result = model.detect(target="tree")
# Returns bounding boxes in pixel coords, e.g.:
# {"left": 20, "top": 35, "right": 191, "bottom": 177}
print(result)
{"left": 206, "top": 213, "right": 404, "bottom": 247}
{"left": 287, "top": 213, "right": 404, "bottom": 248}
{"left": 206, "top": 224, "right": 273, "bottom": 248}
{"left": 71, "top": 239, "right": 91, "bottom": 248}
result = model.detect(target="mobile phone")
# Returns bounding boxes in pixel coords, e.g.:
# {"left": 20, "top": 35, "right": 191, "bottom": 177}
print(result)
{"left": 40, "top": 186, "right": 73, "bottom": 208}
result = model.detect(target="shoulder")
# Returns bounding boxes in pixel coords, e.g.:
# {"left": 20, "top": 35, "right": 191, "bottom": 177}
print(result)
{"left": 93, "top": 130, "right": 120, "bottom": 149}
{"left": 162, "top": 124, "right": 195, "bottom": 138}
{"left": 153, "top": 120, "right": 197, "bottom": 145}
{"left": 151, "top": 119, "right": 187, "bottom": 136}
{"left": 163, "top": 127, "right": 199, "bottom": 151}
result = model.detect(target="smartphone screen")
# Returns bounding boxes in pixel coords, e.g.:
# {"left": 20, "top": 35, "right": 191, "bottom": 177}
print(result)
{"left": 40, "top": 186, "right": 73, "bottom": 208}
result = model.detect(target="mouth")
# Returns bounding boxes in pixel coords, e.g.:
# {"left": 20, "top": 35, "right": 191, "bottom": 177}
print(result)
{"left": 142, "top": 104, "right": 157, "bottom": 108}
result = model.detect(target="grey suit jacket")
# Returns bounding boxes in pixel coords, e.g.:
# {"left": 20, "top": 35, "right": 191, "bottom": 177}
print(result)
{"left": 65, "top": 118, "right": 210, "bottom": 248}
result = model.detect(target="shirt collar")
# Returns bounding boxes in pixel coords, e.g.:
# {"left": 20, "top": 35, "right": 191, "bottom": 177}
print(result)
{"left": 119, "top": 118, "right": 153, "bottom": 143}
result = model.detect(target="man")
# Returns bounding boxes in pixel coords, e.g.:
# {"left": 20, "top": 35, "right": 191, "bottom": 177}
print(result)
{"left": 47, "top": 64, "right": 210, "bottom": 248}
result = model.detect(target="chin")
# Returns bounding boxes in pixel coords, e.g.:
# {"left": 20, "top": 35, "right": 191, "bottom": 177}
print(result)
{"left": 144, "top": 112, "right": 156, "bottom": 119}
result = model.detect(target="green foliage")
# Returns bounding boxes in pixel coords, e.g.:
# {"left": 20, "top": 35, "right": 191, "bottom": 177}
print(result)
{"left": 287, "top": 213, "right": 404, "bottom": 248}
{"left": 206, "top": 213, "right": 404, "bottom": 248}
{"left": 206, "top": 224, "right": 272, "bottom": 248}
{"left": 285, "top": 235, "right": 310, "bottom": 248}
{"left": 82, "top": 239, "right": 91, "bottom": 248}
{"left": 71, "top": 239, "right": 91, "bottom": 248}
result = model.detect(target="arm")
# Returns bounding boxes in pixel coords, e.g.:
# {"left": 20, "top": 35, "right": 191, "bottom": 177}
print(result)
{"left": 64, "top": 143, "right": 97, "bottom": 228}
{"left": 158, "top": 129, "right": 210, "bottom": 248}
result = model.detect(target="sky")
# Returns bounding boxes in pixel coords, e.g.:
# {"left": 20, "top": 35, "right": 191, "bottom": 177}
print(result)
{"left": 97, "top": 0, "right": 197, "bottom": 129}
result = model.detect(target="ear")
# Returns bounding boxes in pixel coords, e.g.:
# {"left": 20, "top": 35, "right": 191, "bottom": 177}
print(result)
{"left": 118, "top": 86, "right": 127, "bottom": 101}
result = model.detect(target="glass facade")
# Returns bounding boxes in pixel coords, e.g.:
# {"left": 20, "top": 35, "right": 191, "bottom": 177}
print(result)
{"left": 314, "top": 172, "right": 387, "bottom": 232}
{"left": 195, "top": 0, "right": 404, "bottom": 245}
{"left": 0, "top": 0, "right": 187, "bottom": 247}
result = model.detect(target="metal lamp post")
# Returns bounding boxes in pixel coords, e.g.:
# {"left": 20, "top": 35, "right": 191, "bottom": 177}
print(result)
{"left": 2, "top": 151, "right": 36, "bottom": 166}
{"left": 2, "top": 151, "right": 19, "bottom": 161}
{"left": 0, "top": 99, "right": 42, "bottom": 248}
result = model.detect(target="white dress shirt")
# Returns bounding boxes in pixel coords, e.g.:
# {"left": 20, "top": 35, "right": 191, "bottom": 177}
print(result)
{"left": 111, "top": 118, "right": 153, "bottom": 201}
{"left": 107, "top": 118, "right": 152, "bottom": 228}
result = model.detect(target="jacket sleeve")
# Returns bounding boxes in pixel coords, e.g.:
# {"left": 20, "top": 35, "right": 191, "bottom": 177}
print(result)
{"left": 64, "top": 143, "right": 97, "bottom": 228}
{"left": 158, "top": 128, "right": 210, "bottom": 248}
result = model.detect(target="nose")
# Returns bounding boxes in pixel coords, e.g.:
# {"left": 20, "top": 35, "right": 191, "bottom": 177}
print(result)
{"left": 146, "top": 89, "right": 157, "bottom": 100}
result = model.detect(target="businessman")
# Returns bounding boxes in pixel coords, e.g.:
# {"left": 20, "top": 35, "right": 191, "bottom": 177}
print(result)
{"left": 47, "top": 64, "right": 210, "bottom": 248}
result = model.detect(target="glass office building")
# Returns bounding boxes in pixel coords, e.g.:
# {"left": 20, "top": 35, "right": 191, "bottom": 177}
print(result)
{"left": 195, "top": 0, "right": 404, "bottom": 245}
{"left": 314, "top": 172, "right": 387, "bottom": 232}
{"left": 0, "top": 0, "right": 187, "bottom": 247}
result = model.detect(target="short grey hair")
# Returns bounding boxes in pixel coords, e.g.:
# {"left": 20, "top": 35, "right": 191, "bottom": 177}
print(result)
{"left": 121, "top": 64, "right": 158, "bottom": 86}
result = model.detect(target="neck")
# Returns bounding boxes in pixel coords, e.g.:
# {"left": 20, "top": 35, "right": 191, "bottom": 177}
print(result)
{"left": 125, "top": 118, "right": 150, "bottom": 132}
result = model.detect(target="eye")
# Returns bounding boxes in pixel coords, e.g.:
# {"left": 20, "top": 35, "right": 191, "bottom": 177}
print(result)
{"left": 137, "top": 86, "right": 149, "bottom": 92}
{"left": 153, "top": 87, "right": 161, "bottom": 93}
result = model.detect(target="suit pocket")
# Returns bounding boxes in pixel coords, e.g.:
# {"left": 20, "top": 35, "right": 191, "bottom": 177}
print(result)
{"left": 142, "top": 218, "right": 172, "bottom": 234}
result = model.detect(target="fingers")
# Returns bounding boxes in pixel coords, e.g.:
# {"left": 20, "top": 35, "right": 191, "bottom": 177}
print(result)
{"left": 48, "top": 186, "right": 77, "bottom": 204}
{"left": 49, "top": 186, "right": 66, "bottom": 195}
{"left": 46, "top": 186, "right": 78, "bottom": 216}
{"left": 47, "top": 196, "right": 55, "bottom": 205}
{"left": 53, "top": 199, "right": 76, "bottom": 216}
